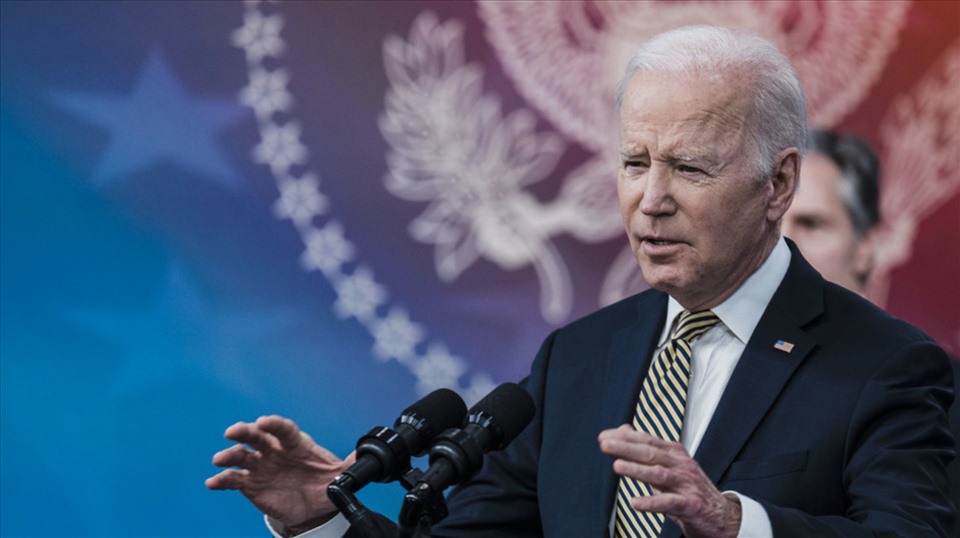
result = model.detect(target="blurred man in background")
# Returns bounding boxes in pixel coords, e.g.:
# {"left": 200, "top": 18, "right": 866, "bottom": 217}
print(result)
{"left": 782, "top": 130, "right": 879, "bottom": 292}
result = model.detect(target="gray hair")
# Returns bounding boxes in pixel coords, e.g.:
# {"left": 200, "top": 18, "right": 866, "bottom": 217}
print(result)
{"left": 806, "top": 129, "right": 881, "bottom": 237}
{"left": 616, "top": 26, "right": 808, "bottom": 177}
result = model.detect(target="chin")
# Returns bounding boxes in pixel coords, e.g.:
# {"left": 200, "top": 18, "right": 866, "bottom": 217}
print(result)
{"left": 639, "top": 269, "right": 685, "bottom": 295}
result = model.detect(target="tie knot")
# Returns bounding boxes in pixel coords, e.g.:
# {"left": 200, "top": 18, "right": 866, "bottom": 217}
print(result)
{"left": 674, "top": 310, "right": 720, "bottom": 343}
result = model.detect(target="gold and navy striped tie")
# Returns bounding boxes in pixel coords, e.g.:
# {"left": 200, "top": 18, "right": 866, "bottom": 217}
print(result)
{"left": 613, "top": 309, "right": 721, "bottom": 538}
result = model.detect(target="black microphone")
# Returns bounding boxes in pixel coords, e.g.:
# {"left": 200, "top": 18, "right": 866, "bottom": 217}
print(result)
{"left": 329, "top": 388, "right": 467, "bottom": 495}
{"left": 412, "top": 382, "right": 535, "bottom": 498}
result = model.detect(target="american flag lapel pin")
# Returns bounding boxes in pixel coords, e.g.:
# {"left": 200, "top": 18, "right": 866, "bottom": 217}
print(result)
{"left": 774, "top": 339, "right": 795, "bottom": 353}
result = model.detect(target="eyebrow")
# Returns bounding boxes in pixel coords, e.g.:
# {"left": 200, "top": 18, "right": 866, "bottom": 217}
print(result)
{"left": 618, "top": 146, "right": 725, "bottom": 170}
{"left": 667, "top": 153, "right": 723, "bottom": 172}
{"left": 669, "top": 151, "right": 715, "bottom": 163}
{"left": 619, "top": 150, "right": 649, "bottom": 160}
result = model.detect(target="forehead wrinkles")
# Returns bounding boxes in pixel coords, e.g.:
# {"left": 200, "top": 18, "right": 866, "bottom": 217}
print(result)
{"left": 668, "top": 112, "right": 746, "bottom": 158}
{"left": 618, "top": 71, "right": 754, "bottom": 160}
{"left": 620, "top": 107, "right": 750, "bottom": 162}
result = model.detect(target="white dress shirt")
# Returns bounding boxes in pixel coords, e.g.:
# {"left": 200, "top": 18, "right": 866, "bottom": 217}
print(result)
{"left": 274, "top": 238, "right": 792, "bottom": 538}
{"left": 635, "top": 235, "right": 791, "bottom": 538}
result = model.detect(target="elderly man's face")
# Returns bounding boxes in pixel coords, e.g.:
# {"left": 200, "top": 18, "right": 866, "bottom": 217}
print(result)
{"left": 783, "top": 154, "right": 874, "bottom": 293}
{"left": 617, "top": 70, "right": 794, "bottom": 310}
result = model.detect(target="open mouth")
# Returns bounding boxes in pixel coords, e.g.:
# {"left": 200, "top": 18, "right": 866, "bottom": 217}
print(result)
{"left": 640, "top": 237, "right": 685, "bottom": 255}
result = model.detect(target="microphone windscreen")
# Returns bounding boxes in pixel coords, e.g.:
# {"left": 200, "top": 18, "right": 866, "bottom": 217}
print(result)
{"left": 470, "top": 382, "right": 535, "bottom": 446}
{"left": 397, "top": 388, "right": 468, "bottom": 445}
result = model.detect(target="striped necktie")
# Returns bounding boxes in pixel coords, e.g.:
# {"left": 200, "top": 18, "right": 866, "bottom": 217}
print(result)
{"left": 613, "top": 309, "right": 721, "bottom": 538}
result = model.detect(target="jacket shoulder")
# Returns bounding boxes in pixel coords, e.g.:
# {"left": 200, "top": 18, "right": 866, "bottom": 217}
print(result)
{"left": 556, "top": 288, "right": 666, "bottom": 339}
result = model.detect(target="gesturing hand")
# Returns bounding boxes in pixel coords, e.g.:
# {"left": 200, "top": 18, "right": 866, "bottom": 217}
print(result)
{"left": 599, "top": 425, "right": 742, "bottom": 538}
{"left": 205, "top": 415, "right": 356, "bottom": 531}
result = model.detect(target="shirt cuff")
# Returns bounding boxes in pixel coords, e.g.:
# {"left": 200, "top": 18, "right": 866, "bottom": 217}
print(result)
{"left": 726, "top": 491, "right": 773, "bottom": 538}
{"left": 265, "top": 513, "right": 351, "bottom": 538}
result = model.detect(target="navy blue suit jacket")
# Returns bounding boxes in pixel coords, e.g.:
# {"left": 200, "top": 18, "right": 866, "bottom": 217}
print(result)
{"left": 349, "top": 243, "right": 955, "bottom": 537}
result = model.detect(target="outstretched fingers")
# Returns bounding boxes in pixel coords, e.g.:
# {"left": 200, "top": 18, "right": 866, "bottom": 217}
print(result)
{"left": 223, "top": 420, "right": 282, "bottom": 454}
{"left": 205, "top": 468, "right": 250, "bottom": 490}
{"left": 629, "top": 490, "right": 690, "bottom": 514}
{"left": 212, "top": 443, "right": 262, "bottom": 470}
{"left": 599, "top": 425, "right": 741, "bottom": 536}
{"left": 206, "top": 415, "right": 350, "bottom": 528}
{"left": 599, "top": 426, "right": 687, "bottom": 475}
{"left": 255, "top": 415, "right": 306, "bottom": 451}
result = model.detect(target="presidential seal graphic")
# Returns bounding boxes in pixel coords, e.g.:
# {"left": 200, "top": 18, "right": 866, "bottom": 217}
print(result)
{"left": 233, "top": 0, "right": 960, "bottom": 400}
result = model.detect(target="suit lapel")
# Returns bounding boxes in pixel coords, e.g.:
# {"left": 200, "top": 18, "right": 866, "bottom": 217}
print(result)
{"left": 692, "top": 310, "right": 815, "bottom": 485}
{"left": 694, "top": 242, "right": 825, "bottom": 485}
{"left": 596, "top": 292, "right": 668, "bottom": 529}
{"left": 660, "top": 242, "right": 825, "bottom": 538}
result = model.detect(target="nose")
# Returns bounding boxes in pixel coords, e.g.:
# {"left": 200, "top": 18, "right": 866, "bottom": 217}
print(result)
{"left": 639, "top": 165, "right": 676, "bottom": 216}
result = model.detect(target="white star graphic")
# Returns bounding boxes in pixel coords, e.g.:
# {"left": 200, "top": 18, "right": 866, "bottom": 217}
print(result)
{"left": 240, "top": 66, "right": 294, "bottom": 120}
{"left": 273, "top": 172, "right": 329, "bottom": 226}
{"left": 333, "top": 266, "right": 387, "bottom": 323}
{"left": 50, "top": 49, "right": 247, "bottom": 187}
{"left": 412, "top": 343, "right": 467, "bottom": 395}
{"left": 232, "top": 10, "right": 285, "bottom": 64}
{"left": 300, "top": 221, "right": 355, "bottom": 275}
{"left": 372, "top": 308, "right": 425, "bottom": 364}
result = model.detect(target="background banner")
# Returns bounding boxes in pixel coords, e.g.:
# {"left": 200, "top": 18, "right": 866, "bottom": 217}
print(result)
{"left": 1, "top": 1, "right": 957, "bottom": 536}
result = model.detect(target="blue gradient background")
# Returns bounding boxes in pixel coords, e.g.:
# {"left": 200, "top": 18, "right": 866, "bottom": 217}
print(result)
{"left": 2, "top": 2, "right": 957, "bottom": 537}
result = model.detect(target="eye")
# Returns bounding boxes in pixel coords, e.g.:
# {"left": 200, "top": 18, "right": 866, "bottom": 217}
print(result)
{"left": 793, "top": 215, "right": 823, "bottom": 230}
{"left": 677, "top": 164, "right": 705, "bottom": 175}
{"left": 623, "top": 160, "right": 648, "bottom": 172}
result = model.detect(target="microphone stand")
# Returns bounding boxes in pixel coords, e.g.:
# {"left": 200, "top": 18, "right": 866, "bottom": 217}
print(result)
{"left": 327, "top": 475, "right": 380, "bottom": 538}
{"left": 328, "top": 465, "right": 449, "bottom": 538}
{"left": 396, "top": 470, "right": 448, "bottom": 538}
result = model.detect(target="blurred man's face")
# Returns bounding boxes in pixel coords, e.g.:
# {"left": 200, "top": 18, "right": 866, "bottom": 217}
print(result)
{"left": 783, "top": 153, "right": 874, "bottom": 293}
{"left": 617, "top": 70, "right": 796, "bottom": 310}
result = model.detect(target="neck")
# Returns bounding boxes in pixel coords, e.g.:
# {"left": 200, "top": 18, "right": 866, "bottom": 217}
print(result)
{"left": 677, "top": 232, "right": 780, "bottom": 311}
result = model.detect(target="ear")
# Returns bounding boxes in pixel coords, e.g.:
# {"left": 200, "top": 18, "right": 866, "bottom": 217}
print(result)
{"left": 766, "top": 148, "right": 800, "bottom": 223}
{"left": 853, "top": 227, "right": 877, "bottom": 284}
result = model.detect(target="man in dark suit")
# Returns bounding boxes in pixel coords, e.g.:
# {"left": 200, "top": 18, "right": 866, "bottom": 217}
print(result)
{"left": 206, "top": 26, "right": 955, "bottom": 537}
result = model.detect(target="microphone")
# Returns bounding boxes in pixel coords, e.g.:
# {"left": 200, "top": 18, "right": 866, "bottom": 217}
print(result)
{"left": 329, "top": 388, "right": 467, "bottom": 495}
{"left": 412, "top": 382, "right": 535, "bottom": 498}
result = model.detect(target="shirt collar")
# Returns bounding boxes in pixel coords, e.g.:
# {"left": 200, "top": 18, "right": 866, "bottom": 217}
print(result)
{"left": 660, "top": 236, "right": 791, "bottom": 346}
